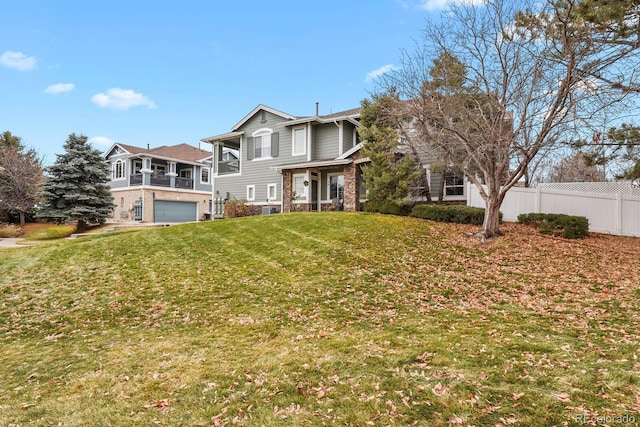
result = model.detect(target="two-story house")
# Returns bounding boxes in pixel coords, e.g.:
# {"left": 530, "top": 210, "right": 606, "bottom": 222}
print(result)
{"left": 201, "top": 104, "right": 468, "bottom": 216}
{"left": 104, "top": 143, "right": 213, "bottom": 222}
{"left": 201, "top": 104, "right": 366, "bottom": 214}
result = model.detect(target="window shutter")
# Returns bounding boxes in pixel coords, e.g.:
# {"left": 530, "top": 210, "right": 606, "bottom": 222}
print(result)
{"left": 246, "top": 137, "right": 254, "bottom": 160}
{"left": 271, "top": 132, "right": 279, "bottom": 157}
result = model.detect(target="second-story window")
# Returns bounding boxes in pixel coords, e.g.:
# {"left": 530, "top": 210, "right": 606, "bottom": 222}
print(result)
{"left": 254, "top": 132, "right": 271, "bottom": 159}
{"left": 113, "top": 160, "right": 125, "bottom": 180}
{"left": 248, "top": 129, "right": 278, "bottom": 160}
{"left": 201, "top": 167, "right": 210, "bottom": 184}
{"left": 293, "top": 127, "right": 306, "bottom": 156}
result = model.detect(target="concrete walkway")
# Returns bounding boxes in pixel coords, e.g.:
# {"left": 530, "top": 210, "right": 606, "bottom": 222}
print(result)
{"left": 0, "top": 238, "right": 28, "bottom": 249}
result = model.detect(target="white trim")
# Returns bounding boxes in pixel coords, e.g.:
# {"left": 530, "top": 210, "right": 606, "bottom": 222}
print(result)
{"left": 327, "top": 172, "right": 345, "bottom": 201}
{"left": 112, "top": 159, "right": 126, "bottom": 180}
{"left": 232, "top": 105, "right": 296, "bottom": 131}
{"left": 267, "top": 183, "right": 277, "bottom": 201}
{"left": 307, "top": 125, "right": 312, "bottom": 162}
{"left": 246, "top": 185, "right": 256, "bottom": 201}
{"left": 337, "top": 142, "right": 363, "bottom": 160}
{"left": 292, "top": 126, "right": 307, "bottom": 156}
{"left": 338, "top": 121, "right": 344, "bottom": 155}
{"left": 252, "top": 128, "right": 273, "bottom": 160}
{"left": 200, "top": 166, "right": 210, "bottom": 184}
{"left": 292, "top": 173, "right": 308, "bottom": 201}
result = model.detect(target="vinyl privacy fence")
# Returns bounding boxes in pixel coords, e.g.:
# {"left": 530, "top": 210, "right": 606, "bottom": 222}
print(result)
{"left": 467, "top": 183, "right": 640, "bottom": 237}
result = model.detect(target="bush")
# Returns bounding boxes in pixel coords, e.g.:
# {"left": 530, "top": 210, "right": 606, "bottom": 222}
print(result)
{"left": 0, "top": 224, "right": 22, "bottom": 238}
{"left": 363, "top": 200, "right": 413, "bottom": 216}
{"left": 224, "top": 199, "right": 261, "bottom": 218}
{"left": 410, "top": 204, "right": 501, "bottom": 225}
{"left": 517, "top": 213, "right": 589, "bottom": 239}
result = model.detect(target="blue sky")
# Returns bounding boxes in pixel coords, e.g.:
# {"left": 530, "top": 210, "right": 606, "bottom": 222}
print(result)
{"left": 1, "top": 0, "right": 452, "bottom": 165}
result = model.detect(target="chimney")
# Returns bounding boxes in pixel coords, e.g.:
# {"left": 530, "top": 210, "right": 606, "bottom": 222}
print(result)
{"left": 315, "top": 102, "right": 319, "bottom": 116}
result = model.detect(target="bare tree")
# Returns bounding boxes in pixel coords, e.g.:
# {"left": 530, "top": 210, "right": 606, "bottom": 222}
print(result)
{"left": 544, "top": 151, "right": 606, "bottom": 182}
{"left": 377, "top": 0, "right": 640, "bottom": 238}
{"left": 0, "top": 146, "right": 44, "bottom": 227}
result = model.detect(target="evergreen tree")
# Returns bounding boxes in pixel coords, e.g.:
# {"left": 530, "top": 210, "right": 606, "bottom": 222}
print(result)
{"left": 360, "top": 95, "right": 419, "bottom": 204}
{"left": 37, "top": 133, "right": 114, "bottom": 231}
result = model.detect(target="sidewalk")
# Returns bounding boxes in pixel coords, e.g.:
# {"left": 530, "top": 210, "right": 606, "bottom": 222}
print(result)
{"left": 0, "top": 238, "right": 27, "bottom": 249}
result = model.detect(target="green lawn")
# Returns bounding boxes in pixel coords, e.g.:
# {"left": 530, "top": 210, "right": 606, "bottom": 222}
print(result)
{"left": 0, "top": 213, "right": 638, "bottom": 426}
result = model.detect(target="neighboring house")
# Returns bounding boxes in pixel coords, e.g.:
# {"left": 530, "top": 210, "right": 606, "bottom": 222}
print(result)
{"left": 201, "top": 104, "right": 467, "bottom": 216}
{"left": 104, "top": 143, "right": 213, "bottom": 222}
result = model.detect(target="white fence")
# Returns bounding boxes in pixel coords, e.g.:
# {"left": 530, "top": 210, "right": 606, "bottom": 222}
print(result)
{"left": 467, "top": 183, "right": 640, "bottom": 237}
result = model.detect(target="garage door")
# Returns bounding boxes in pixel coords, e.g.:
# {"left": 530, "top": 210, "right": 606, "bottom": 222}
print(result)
{"left": 153, "top": 200, "right": 198, "bottom": 222}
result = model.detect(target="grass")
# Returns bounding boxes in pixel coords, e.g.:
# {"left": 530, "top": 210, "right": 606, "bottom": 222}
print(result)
{"left": 0, "top": 212, "right": 638, "bottom": 426}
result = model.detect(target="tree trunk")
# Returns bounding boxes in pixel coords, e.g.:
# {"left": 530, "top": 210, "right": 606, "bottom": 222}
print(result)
{"left": 19, "top": 211, "right": 26, "bottom": 228}
{"left": 76, "top": 219, "right": 88, "bottom": 233}
{"left": 480, "top": 195, "right": 502, "bottom": 238}
{"left": 438, "top": 167, "right": 446, "bottom": 204}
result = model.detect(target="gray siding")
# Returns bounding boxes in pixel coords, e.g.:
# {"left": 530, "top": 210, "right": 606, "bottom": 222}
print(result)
{"left": 342, "top": 122, "right": 356, "bottom": 153}
{"left": 313, "top": 124, "right": 339, "bottom": 160}
{"left": 194, "top": 165, "right": 212, "bottom": 192}
{"left": 215, "top": 111, "right": 291, "bottom": 203}
{"left": 106, "top": 154, "right": 131, "bottom": 189}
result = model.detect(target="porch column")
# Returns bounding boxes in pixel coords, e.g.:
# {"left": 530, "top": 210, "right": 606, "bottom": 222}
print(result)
{"left": 282, "top": 170, "right": 293, "bottom": 213}
{"left": 343, "top": 162, "right": 359, "bottom": 212}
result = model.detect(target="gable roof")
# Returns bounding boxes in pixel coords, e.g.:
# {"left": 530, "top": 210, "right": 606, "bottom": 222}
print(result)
{"left": 104, "top": 142, "right": 211, "bottom": 163}
{"left": 232, "top": 104, "right": 297, "bottom": 131}
{"left": 284, "top": 107, "right": 361, "bottom": 127}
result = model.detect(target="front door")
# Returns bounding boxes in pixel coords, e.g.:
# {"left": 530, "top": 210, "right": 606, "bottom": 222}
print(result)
{"left": 311, "top": 178, "right": 319, "bottom": 211}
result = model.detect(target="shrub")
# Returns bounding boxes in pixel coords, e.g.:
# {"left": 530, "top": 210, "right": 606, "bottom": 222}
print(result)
{"left": 224, "top": 199, "right": 260, "bottom": 218}
{"left": 0, "top": 224, "right": 22, "bottom": 238}
{"left": 411, "top": 204, "right": 501, "bottom": 225}
{"left": 363, "top": 200, "right": 413, "bottom": 216}
{"left": 517, "top": 213, "right": 589, "bottom": 239}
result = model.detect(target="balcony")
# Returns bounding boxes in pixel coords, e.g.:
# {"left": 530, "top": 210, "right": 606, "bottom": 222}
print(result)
{"left": 130, "top": 174, "right": 143, "bottom": 186}
{"left": 150, "top": 173, "right": 170, "bottom": 187}
{"left": 175, "top": 177, "right": 193, "bottom": 189}
{"left": 129, "top": 173, "right": 193, "bottom": 189}
{"left": 218, "top": 159, "right": 239, "bottom": 175}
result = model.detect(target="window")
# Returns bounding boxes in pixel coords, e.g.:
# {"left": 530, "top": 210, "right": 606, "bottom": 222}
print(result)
{"left": 112, "top": 160, "right": 125, "bottom": 180}
{"left": 444, "top": 172, "right": 464, "bottom": 196}
{"left": 248, "top": 129, "right": 278, "bottom": 160}
{"left": 180, "top": 169, "right": 192, "bottom": 179}
{"left": 152, "top": 164, "right": 166, "bottom": 175}
{"left": 254, "top": 132, "right": 271, "bottom": 159}
{"left": 267, "top": 183, "right": 277, "bottom": 201}
{"left": 247, "top": 185, "right": 255, "bottom": 201}
{"left": 293, "top": 174, "right": 307, "bottom": 200}
{"left": 329, "top": 174, "right": 345, "bottom": 200}
{"left": 293, "top": 127, "right": 306, "bottom": 156}
{"left": 133, "top": 160, "right": 142, "bottom": 174}
{"left": 201, "top": 167, "right": 210, "bottom": 184}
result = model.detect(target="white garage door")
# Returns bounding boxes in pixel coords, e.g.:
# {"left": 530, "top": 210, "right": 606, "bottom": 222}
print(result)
{"left": 153, "top": 200, "right": 198, "bottom": 222}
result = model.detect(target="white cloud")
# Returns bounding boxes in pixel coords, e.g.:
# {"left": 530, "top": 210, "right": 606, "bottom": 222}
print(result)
{"left": 418, "top": 0, "right": 485, "bottom": 11}
{"left": 365, "top": 64, "right": 397, "bottom": 83}
{"left": 0, "top": 50, "right": 37, "bottom": 71}
{"left": 91, "top": 88, "right": 157, "bottom": 110}
{"left": 87, "top": 136, "right": 115, "bottom": 147}
{"left": 44, "top": 83, "right": 75, "bottom": 95}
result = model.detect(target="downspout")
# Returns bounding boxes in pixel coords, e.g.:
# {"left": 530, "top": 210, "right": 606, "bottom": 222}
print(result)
{"left": 334, "top": 119, "right": 343, "bottom": 155}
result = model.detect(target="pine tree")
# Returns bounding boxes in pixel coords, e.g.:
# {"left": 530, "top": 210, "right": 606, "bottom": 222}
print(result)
{"left": 359, "top": 95, "right": 419, "bottom": 204}
{"left": 37, "top": 133, "right": 114, "bottom": 231}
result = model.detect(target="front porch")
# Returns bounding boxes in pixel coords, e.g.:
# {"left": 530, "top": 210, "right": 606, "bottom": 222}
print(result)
{"left": 279, "top": 159, "right": 366, "bottom": 213}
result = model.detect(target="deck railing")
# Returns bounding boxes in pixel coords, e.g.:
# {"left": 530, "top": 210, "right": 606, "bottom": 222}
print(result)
{"left": 218, "top": 160, "right": 239, "bottom": 175}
